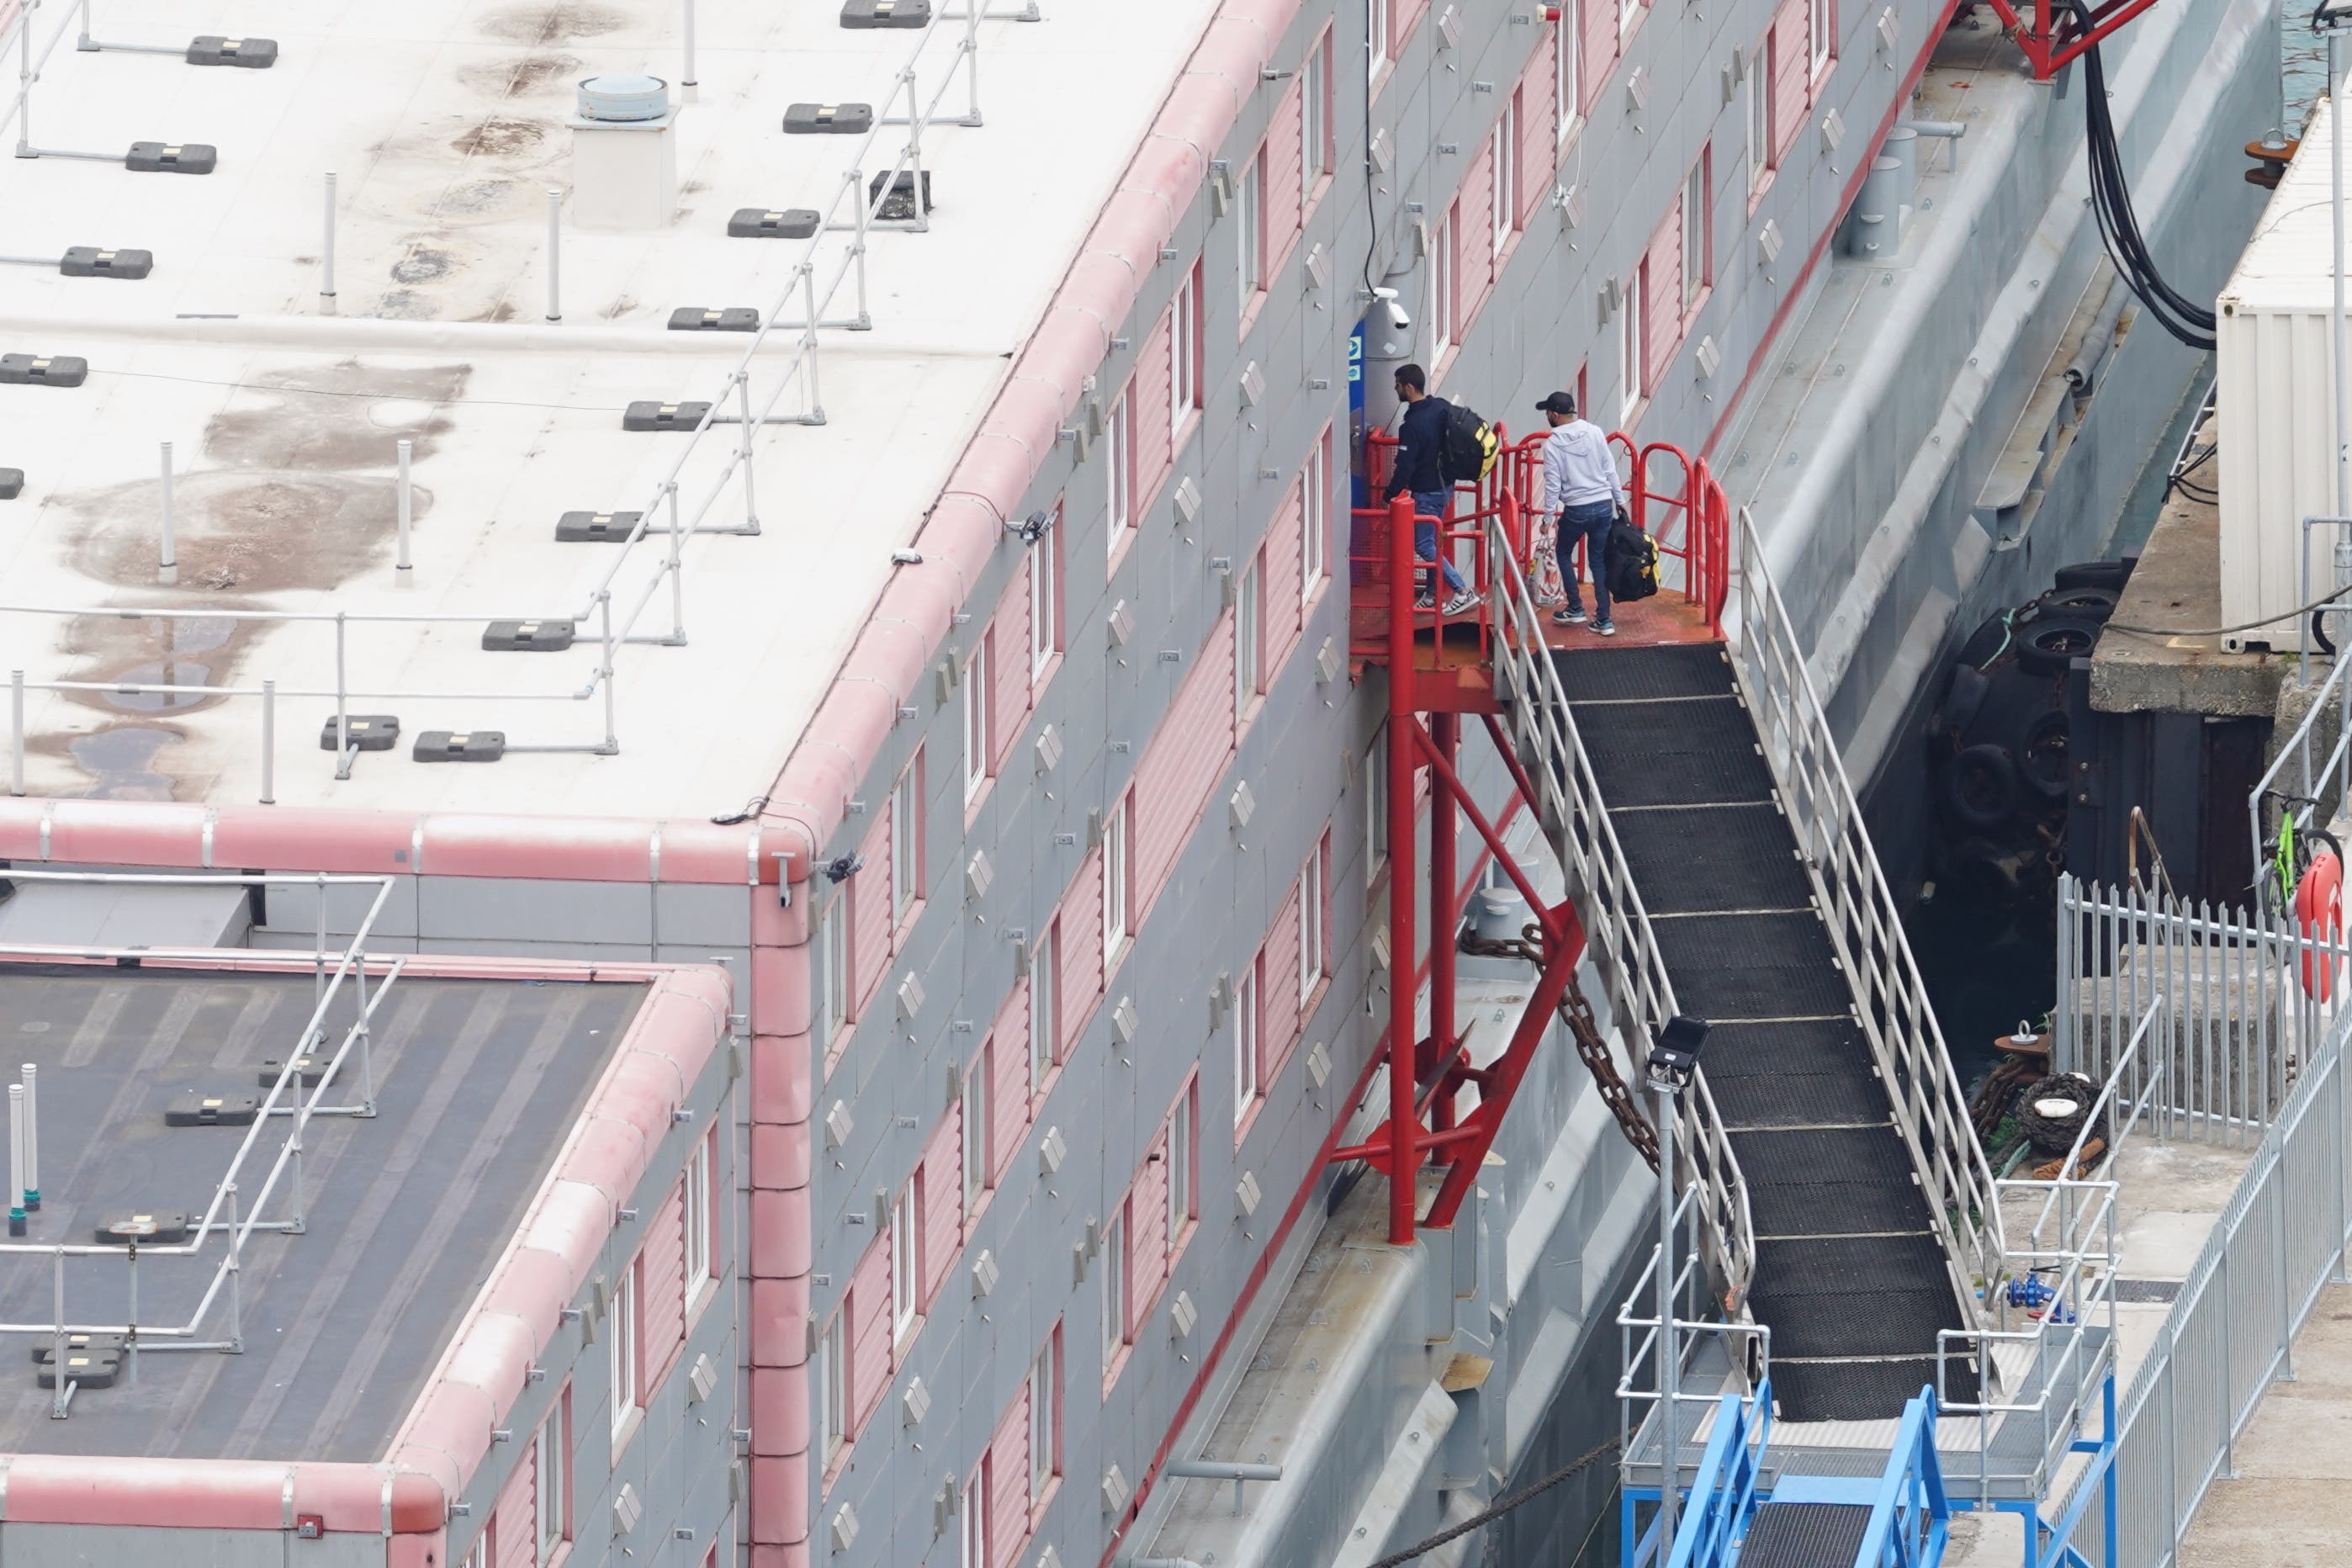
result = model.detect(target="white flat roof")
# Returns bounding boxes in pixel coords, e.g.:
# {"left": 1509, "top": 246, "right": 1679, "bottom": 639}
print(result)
{"left": 0, "top": 0, "right": 1215, "bottom": 818}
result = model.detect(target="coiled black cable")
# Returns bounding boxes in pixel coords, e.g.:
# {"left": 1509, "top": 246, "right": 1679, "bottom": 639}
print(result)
{"left": 2073, "top": 0, "right": 2218, "bottom": 351}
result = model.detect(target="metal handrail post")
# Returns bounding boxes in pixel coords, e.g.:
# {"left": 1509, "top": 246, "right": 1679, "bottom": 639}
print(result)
{"left": 902, "top": 67, "right": 929, "bottom": 235}
{"left": 597, "top": 591, "right": 617, "bottom": 754}
{"left": 735, "top": 371, "right": 760, "bottom": 533}
{"left": 49, "top": 1246, "right": 64, "bottom": 1418}
{"left": 848, "top": 168, "right": 871, "bottom": 326}
{"left": 9, "top": 668, "right": 21, "bottom": 797}
{"left": 665, "top": 481, "right": 686, "bottom": 644}
{"left": 224, "top": 1182, "right": 243, "bottom": 1353}
{"left": 260, "top": 679, "right": 276, "bottom": 804}
{"left": 961, "top": 0, "right": 982, "bottom": 126}
{"left": 799, "top": 261, "right": 824, "bottom": 421}
{"left": 332, "top": 613, "right": 351, "bottom": 778}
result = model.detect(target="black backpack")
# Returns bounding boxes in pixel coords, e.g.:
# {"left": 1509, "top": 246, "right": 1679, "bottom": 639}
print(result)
{"left": 1605, "top": 515, "right": 1661, "bottom": 604}
{"left": 1439, "top": 401, "right": 1501, "bottom": 485}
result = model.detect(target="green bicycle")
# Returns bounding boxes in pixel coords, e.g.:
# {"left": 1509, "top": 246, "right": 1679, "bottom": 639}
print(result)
{"left": 2258, "top": 790, "right": 2343, "bottom": 920}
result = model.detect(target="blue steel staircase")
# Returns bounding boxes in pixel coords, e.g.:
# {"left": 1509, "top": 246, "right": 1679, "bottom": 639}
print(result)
{"left": 1649, "top": 1381, "right": 1953, "bottom": 1568}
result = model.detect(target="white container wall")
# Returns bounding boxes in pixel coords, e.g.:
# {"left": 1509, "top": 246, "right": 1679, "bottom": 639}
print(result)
{"left": 2219, "top": 94, "right": 2352, "bottom": 651}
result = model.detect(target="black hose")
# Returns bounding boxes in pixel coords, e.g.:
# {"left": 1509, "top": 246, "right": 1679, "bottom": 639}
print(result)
{"left": 2073, "top": 0, "right": 2218, "bottom": 352}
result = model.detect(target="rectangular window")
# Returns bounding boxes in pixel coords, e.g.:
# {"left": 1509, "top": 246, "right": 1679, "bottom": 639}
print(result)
{"left": 1682, "top": 155, "right": 1708, "bottom": 309}
{"left": 1302, "top": 31, "right": 1332, "bottom": 190}
{"left": 1167, "top": 1089, "right": 1194, "bottom": 1250}
{"left": 608, "top": 1261, "right": 638, "bottom": 1443}
{"left": 459, "top": 1534, "right": 487, "bottom": 1568}
{"left": 1171, "top": 268, "right": 1200, "bottom": 436}
{"left": 1745, "top": 45, "right": 1770, "bottom": 193}
{"left": 1433, "top": 209, "right": 1457, "bottom": 359}
{"left": 890, "top": 1176, "right": 919, "bottom": 1341}
{"left": 890, "top": 760, "right": 920, "bottom": 922}
{"left": 1366, "top": 729, "right": 1389, "bottom": 882}
{"left": 961, "top": 638, "right": 990, "bottom": 806}
{"left": 962, "top": 1052, "right": 989, "bottom": 1209}
{"left": 1028, "top": 1331, "right": 1061, "bottom": 1497}
{"left": 960, "top": 1466, "right": 988, "bottom": 1568}
{"left": 1301, "top": 435, "right": 1328, "bottom": 601}
{"left": 536, "top": 1392, "right": 571, "bottom": 1564}
{"left": 1369, "top": 0, "right": 1391, "bottom": 81}
{"left": 685, "top": 1131, "right": 715, "bottom": 1311}
{"left": 1231, "top": 963, "right": 1259, "bottom": 1126}
{"left": 1620, "top": 0, "right": 1640, "bottom": 28}
{"left": 1810, "top": 0, "right": 1833, "bottom": 75}
{"left": 1619, "top": 267, "right": 1646, "bottom": 421}
{"left": 1300, "top": 837, "right": 1327, "bottom": 1001}
{"left": 1492, "top": 103, "right": 1516, "bottom": 257}
{"left": 1235, "top": 559, "right": 1263, "bottom": 710}
{"left": 1555, "top": 0, "right": 1582, "bottom": 141}
{"left": 818, "top": 1314, "right": 846, "bottom": 1459}
{"left": 816, "top": 895, "right": 848, "bottom": 1046}
{"left": 1101, "top": 1210, "right": 1127, "bottom": 1368}
{"left": 1106, "top": 395, "right": 1132, "bottom": 557}
{"left": 1103, "top": 797, "right": 1131, "bottom": 957}
{"left": 1030, "top": 924, "right": 1058, "bottom": 1089}
{"left": 1030, "top": 507, "right": 1062, "bottom": 678}
{"left": 1237, "top": 150, "right": 1265, "bottom": 304}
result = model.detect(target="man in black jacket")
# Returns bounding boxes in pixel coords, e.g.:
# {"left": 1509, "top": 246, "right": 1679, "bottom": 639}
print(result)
{"left": 1383, "top": 363, "right": 1477, "bottom": 615}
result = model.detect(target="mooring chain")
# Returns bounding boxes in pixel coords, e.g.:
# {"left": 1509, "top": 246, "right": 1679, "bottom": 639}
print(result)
{"left": 1460, "top": 921, "right": 1660, "bottom": 1171}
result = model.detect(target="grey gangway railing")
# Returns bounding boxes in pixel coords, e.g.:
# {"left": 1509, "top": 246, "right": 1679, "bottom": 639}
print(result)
{"left": 2043, "top": 947, "right": 2352, "bottom": 1566}
{"left": 1485, "top": 517, "right": 1756, "bottom": 1308}
{"left": 1727, "top": 507, "right": 2004, "bottom": 1307}
{"left": 2055, "top": 875, "right": 2352, "bottom": 1145}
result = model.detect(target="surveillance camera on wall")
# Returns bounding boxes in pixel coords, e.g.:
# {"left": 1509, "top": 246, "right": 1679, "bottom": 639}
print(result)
{"left": 1371, "top": 286, "right": 1412, "bottom": 356}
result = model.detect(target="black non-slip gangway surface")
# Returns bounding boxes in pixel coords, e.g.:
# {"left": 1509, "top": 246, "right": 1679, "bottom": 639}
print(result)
{"left": 1555, "top": 641, "right": 1976, "bottom": 1422}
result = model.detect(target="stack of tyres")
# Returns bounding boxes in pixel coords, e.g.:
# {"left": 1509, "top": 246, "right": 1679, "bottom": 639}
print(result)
{"left": 1926, "top": 559, "right": 2132, "bottom": 908}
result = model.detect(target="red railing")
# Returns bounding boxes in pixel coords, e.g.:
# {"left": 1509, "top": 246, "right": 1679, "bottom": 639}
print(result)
{"left": 1350, "top": 423, "right": 1728, "bottom": 661}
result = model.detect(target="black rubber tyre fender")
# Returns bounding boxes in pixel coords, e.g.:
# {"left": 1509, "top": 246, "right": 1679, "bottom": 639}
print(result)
{"left": 1955, "top": 613, "right": 2011, "bottom": 670}
{"left": 1938, "top": 663, "right": 1991, "bottom": 741}
{"left": 2018, "top": 1072, "right": 2106, "bottom": 1157}
{"left": 2054, "top": 560, "right": 2132, "bottom": 593}
{"left": 1944, "top": 744, "right": 2021, "bottom": 830}
{"left": 2019, "top": 709, "right": 2072, "bottom": 799}
{"left": 2037, "top": 585, "right": 2118, "bottom": 622}
{"left": 2016, "top": 617, "right": 2100, "bottom": 676}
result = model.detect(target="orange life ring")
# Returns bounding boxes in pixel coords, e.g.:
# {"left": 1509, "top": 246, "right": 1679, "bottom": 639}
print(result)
{"left": 2296, "top": 849, "right": 2344, "bottom": 1001}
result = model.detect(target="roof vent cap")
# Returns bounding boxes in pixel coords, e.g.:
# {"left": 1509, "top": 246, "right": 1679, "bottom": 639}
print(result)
{"left": 577, "top": 74, "right": 670, "bottom": 121}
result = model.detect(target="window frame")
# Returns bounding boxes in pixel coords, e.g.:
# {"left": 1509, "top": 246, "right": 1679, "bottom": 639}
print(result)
{"left": 1235, "top": 557, "right": 1263, "bottom": 712}
{"left": 1619, "top": 0, "right": 1640, "bottom": 29}
{"left": 535, "top": 1390, "right": 573, "bottom": 1564}
{"left": 1103, "top": 796, "right": 1131, "bottom": 959}
{"left": 608, "top": 1258, "right": 639, "bottom": 1446}
{"left": 1236, "top": 147, "right": 1266, "bottom": 306}
{"left": 1029, "top": 506, "right": 1062, "bottom": 679}
{"left": 1301, "top": 433, "right": 1328, "bottom": 601}
{"left": 960, "top": 1465, "right": 988, "bottom": 1568}
{"left": 1030, "top": 923, "right": 1058, "bottom": 1090}
{"left": 1166, "top": 1089, "right": 1194, "bottom": 1252}
{"left": 1810, "top": 0, "right": 1834, "bottom": 77}
{"left": 1231, "top": 961, "right": 1259, "bottom": 1127}
{"left": 1492, "top": 102, "right": 1517, "bottom": 257}
{"left": 816, "top": 893, "right": 848, "bottom": 1046}
{"left": 1682, "top": 154, "right": 1708, "bottom": 310}
{"left": 1302, "top": 30, "right": 1332, "bottom": 192}
{"left": 1300, "top": 837, "right": 1327, "bottom": 1002}
{"left": 1619, "top": 266, "right": 1647, "bottom": 422}
{"left": 961, "top": 638, "right": 990, "bottom": 807}
{"left": 818, "top": 1313, "right": 847, "bottom": 1460}
{"left": 962, "top": 1051, "right": 990, "bottom": 1210}
{"left": 1366, "top": 729, "right": 1389, "bottom": 882}
{"left": 1171, "top": 268, "right": 1200, "bottom": 437}
{"left": 1101, "top": 1208, "right": 1127, "bottom": 1369}
{"left": 1432, "top": 208, "right": 1458, "bottom": 360}
{"left": 1106, "top": 395, "right": 1133, "bottom": 558}
{"left": 685, "top": 1131, "right": 716, "bottom": 1313}
{"left": 889, "top": 759, "right": 920, "bottom": 924}
{"left": 890, "top": 1175, "right": 919, "bottom": 1343}
{"left": 1368, "top": 0, "right": 1391, "bottom": 82}
{"left": 1745, "top": 44, "right": 1772, "bottom": 196}
{"left": 1028, "top": 1331, "right": 1061, "bottom": 1498}
{"left": 1555, "top": 0, "right": 1582, "bottom": 143}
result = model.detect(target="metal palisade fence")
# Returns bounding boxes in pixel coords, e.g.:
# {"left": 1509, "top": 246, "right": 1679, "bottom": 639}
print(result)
{"left": 2050, "top": 877, "right": 2352, "bottom": 1565}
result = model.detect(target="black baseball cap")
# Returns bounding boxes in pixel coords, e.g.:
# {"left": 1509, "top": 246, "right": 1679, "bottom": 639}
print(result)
{"left": 1534, "top": 390, "right": 1576, "bottom": 416}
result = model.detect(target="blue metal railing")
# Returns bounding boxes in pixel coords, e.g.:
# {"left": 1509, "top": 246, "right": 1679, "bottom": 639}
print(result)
{"left": 1663, "top": 1380, "right": 1772, "bottom": 1568}
{"left": 1856, "top": 1387, "right": 1954, "bottom": 1567}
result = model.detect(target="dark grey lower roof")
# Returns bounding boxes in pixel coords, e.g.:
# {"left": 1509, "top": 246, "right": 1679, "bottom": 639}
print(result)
{"left": 0, "top": 965, "right": 641, "bottom": 1459}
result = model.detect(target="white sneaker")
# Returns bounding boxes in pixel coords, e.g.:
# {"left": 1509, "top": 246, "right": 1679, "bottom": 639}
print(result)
{"left": 1553, "top": 607, "right": 1589, "bottom": 625}
{"left": 1441, "top": 590, "right": 1479, "bottom": 617}
{"left": 1413, "top": 592, "right": 1436, "bottom": 611}
{"left": 1594, "top": 620, "right": 1618, "bottom": 637}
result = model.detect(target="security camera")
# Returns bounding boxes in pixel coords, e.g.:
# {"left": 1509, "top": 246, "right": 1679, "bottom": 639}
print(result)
{"left": 1371, "top": 286, "right": 1412, "bottom": 355}
{"left": 1007, "top": 508, "right": 1056, "bottom": 546}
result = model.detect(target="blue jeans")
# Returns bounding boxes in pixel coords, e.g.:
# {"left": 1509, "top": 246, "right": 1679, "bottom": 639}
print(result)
{"left": 1409, "top": 490, "right": 1468, "bottom": 596}
{"left": 1559, "top": 499, "right": 1616, "bottom": 621}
